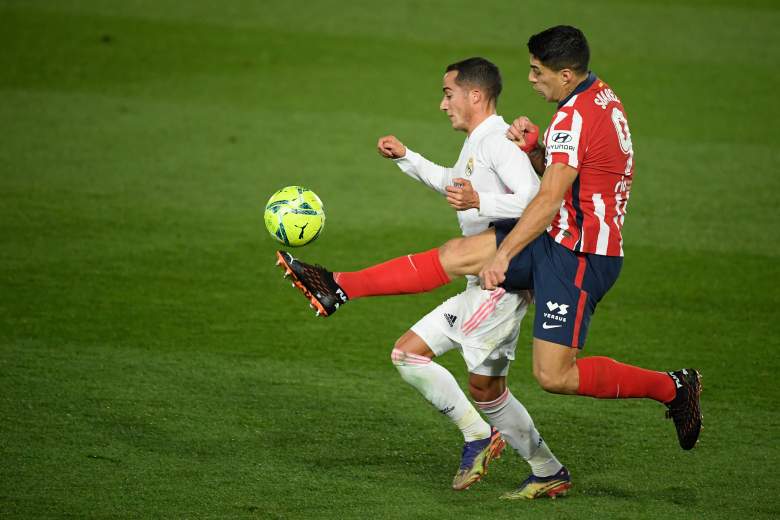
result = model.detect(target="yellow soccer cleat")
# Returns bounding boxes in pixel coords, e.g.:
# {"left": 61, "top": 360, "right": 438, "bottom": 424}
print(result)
{"left": 451, "top": 427, "right": 506, "bottom": 491}
{"left": 499, "top": 466, "right": 572, "bottom": 500}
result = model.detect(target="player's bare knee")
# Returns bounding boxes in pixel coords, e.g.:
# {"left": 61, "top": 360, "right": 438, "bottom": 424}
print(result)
{"left": 533, "top": 365, "right": 568, "bottom": 394}
{"left": 468, "top": 384, "right": 498, "bottom": 402}
{"left": 392, "top": 330, "right": 434, "bottom": 364}
{"left": 441, "top": 236, "right": 484, "bottom": 274}
{"left": 393, "top": 333, "right": 410, "bottom": 353}
{"left": 438, "top": 237, "right": 468, "bottom": 277}
{"left": 441, "top": 230, "right": 496, "bottom": 277}
{"left": 468, "top": 381, "right": 484, "bottom": 401}
{"left": 392, "top": 336, "right": 408, "bottom": 366}
{"left": 468, "top": 375, "right": 505, "bottom": 402}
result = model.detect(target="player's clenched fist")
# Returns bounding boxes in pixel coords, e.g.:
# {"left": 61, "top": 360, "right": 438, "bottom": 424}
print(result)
{"left": 479, "top": 253, "right": 510, "bottom": 291}
{"left": 506, "top": 116, "right": 539, "bottom": 153}
{"left": 445, "top": 178, "right": 480, "bottom": 211}
{"left": 377, "top": 135, "right": 407, "bottom": 159}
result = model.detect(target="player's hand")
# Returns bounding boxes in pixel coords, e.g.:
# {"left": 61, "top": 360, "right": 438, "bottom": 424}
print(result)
{"left": 377, "top": 135, "right": 406, "bottom": 159}
{"left": 479, "top": 253, "right": 509, "bottom": 291}
{"left": 506, "top": 116, "right": 539, "bottom": 153}
{"left": 445, "top": 178, "right": 479, "bottom": 211}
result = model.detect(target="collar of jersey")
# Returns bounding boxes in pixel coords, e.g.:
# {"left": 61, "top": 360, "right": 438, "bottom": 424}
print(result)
{"left": 557, "top": 71, "right": 597, "bottom": 108}
{"left": 467, "top": 114, "right": 504, "bottom": 143}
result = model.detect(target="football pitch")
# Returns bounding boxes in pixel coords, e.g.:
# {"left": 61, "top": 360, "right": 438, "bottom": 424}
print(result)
{"left": 1, "top": 0, "right": 779, "bottom": 518}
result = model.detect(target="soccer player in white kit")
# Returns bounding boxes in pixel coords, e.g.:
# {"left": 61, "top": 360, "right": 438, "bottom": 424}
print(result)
{"left": 374, "top": 58, "right": 567, "bottom": 495}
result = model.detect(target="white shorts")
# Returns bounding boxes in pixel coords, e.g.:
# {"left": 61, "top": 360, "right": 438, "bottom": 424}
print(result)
{"left": 410, "top": 282, "right": 528, "bottom": 377}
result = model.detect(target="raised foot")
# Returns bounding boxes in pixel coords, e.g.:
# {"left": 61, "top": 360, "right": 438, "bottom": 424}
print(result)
{"left": 275, "top": 250, "right": 347, "bottom": 317}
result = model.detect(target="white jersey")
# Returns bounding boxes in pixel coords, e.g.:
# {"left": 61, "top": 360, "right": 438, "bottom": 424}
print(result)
{"left": 394, "top": 114, "right": 540, "bottom": 237}
{"left": 395, "top": 115, "right": 540, "bottom": 373}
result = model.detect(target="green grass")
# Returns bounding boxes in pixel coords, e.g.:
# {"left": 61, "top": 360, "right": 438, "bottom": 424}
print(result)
{"left": 1, "top": 1, "right": 779, "bottom": 518}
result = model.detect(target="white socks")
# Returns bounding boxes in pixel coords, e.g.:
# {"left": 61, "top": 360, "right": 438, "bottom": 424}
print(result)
{"left": 392, "top": 348, "right": 491, "bottom": 442}
{"left": 477, "top": 388, "right": 562, "bottom": 477}
{"left": 392, "top": 349, "right": 563, "bottom": 478}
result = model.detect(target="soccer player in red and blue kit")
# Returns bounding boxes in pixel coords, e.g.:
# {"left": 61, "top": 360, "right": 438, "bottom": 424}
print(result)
{"left": 276, "top": 26, "right": 702, "bottom": 491}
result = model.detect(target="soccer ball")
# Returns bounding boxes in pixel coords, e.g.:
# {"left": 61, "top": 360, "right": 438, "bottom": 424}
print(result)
{"left": 264, "top": 186, "right": 325, "bottom": 247}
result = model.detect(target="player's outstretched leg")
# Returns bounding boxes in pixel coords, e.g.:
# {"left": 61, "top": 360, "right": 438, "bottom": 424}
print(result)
{"left": 275, "top": 248, "right": 449, "bottom": 317}
{"left": 274, "top": 231, "right": 496, "bottom": 317}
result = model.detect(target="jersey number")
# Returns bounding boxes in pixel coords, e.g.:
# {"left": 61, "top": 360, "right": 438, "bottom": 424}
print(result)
{"left": 611, "top": 107, "right": 633, "bottom": 175}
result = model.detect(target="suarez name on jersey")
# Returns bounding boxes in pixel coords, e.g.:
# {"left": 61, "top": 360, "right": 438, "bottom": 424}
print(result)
{"left": 543, "top": 73, "right": 634, "bottom": 257}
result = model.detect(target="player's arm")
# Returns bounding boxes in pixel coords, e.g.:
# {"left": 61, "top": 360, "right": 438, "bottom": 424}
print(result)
{"left": 479, "top": 162, "right": 577, "bottom": 290}
{"left": 378, "top": 135, "right": 452, "bottom": 194}
{"left": 506, "top": 116, "right": 546, "bottom": 176}
{"left": 525, "top": 146, "right": 546, "bottom": 176}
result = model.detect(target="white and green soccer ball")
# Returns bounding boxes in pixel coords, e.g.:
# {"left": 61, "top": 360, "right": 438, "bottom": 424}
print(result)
{"left": 264, "top": 186, "right": 325, "bottom": 247}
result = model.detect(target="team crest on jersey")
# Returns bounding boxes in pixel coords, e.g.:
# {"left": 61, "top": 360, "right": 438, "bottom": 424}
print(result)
{"left": 465, "top": 157, "right": 474, "bottom": 177}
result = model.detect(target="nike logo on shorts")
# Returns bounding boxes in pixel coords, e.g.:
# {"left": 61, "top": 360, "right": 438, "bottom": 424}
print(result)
{"left": 542, "top": 322, "right": 563, "bottom": 329}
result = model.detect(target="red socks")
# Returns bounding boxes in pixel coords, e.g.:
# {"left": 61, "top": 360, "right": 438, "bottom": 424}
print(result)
{"left": 334, "top": 248, "right": 450, "bottom": 299}
{"left": 576, "top": 356, "right": 676, "bottom": 403}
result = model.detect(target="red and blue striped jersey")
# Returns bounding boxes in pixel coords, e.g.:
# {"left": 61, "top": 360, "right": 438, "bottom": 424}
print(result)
{"left": 544, "top": 74, "right": 634, "bottom": 257}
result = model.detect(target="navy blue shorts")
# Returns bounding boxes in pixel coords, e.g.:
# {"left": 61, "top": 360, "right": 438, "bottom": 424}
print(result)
{"left": 492, "top": 220, "right": 623, "bottom": 348}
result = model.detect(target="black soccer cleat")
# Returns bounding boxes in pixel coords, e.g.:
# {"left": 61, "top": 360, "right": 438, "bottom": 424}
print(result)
{"left": 275, "top": 250, "right": 348, "bottom": 317}
{"left": 665, "top": 368, "right": 703, "bottom": 450}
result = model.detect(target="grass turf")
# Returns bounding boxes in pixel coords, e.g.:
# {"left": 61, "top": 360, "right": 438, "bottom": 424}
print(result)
{"left": 1, "top": 1, "right": 779, "bottom": 518}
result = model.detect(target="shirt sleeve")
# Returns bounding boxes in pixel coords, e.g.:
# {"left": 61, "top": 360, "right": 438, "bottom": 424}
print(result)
{"left": 545, "top": 107, "right": 586, "bottom": 170}
{"left": 393, "top": 148, "right": 451, "bottom": 195}
{"left": 477, "top": 135, "right": 540, "bottom": 219}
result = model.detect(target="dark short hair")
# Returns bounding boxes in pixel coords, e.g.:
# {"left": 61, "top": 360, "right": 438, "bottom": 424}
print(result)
{"left": 527, "top": 25, "right": 590, "bottom": 73}
{"left": 445, "top": 57, "right": 502, "bottom": 106}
